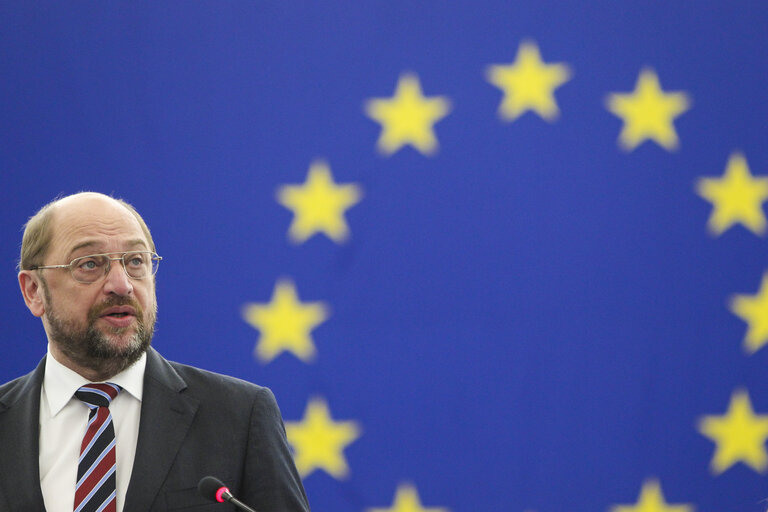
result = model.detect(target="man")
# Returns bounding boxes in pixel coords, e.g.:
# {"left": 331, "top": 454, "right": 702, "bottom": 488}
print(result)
{"left": 0, "top": 192, "right": 310, "bottom": 511}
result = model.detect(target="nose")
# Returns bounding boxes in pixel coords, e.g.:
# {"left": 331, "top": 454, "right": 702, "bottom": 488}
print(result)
{"left": 102, "top": 258, "right": 134, "bottom": 296}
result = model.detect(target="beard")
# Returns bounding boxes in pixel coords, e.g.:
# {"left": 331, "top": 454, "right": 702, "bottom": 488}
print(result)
{"left": 41, "top": 279, "right": 156, "bottom": 380}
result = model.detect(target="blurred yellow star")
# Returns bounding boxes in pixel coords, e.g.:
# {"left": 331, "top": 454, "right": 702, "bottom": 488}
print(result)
{"left": 242, "top": 280, "right": 329, "bottom": 363}
{"left": 698, "top": 389, "right": 768, "bottom": 474}
{"left": 364, "top": 73, "right": 451, "bottom": 156}
{"left": 610, "top": 479, "right": 692, "bottom": 512}
{"left": 696, "top": 153, "right": 768, "bottom": 236}
{"left": 730, "top": 273, "right": 768, "bottom": 354}
{"left": 606, "top": 68, "right": 690, "bottom": 151}
{"left": 277, "top": 160, "right": 363, "bottom": 244}
{"left": 285, "top": 397, "right": 361, "bottom": 479}
{"left": 367, "top": 483, "right": 449, "bottom": 512}
{"left": 485, "top": 40, "right": 572, "bottom": 122}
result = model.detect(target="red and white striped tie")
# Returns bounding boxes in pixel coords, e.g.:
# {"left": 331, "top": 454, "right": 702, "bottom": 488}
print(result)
{"left": 73, "top": 383, "right": 121, "bottom": 512}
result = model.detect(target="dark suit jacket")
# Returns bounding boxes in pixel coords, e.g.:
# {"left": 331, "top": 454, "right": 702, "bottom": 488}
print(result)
{"left": 0, "top": 347, "right": 311, "bottom": 511}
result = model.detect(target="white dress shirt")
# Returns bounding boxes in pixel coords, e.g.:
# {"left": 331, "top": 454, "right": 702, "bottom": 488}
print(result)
{"left": 39, "top": 346, "right": 145, "bottom": 512}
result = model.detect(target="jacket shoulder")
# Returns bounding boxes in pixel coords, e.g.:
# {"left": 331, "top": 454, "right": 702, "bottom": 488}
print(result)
{"left": 0, "top": 375, "right": 27, "bottom": 408}
{"left": 0, "top": 359, "right": 44, "bottom": 411}
{"left": 165, "top": 360, "right": 273, "bottom": 401}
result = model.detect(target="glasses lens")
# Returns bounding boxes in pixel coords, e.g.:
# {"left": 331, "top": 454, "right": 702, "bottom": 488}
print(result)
{"left": 71, "top": 255, "right": 109, "bottom": 283}
{"left": 123, "top": 252, "right": 157, "bottom": 279}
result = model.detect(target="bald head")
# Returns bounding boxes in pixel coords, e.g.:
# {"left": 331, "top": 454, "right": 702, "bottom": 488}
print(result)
{"left": 19, "top": 192, "right": 156, "bottom": 271}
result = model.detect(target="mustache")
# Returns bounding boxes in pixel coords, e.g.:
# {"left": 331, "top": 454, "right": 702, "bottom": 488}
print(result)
{"left": 88, "top": 296, "right": 144, "bottom": 320}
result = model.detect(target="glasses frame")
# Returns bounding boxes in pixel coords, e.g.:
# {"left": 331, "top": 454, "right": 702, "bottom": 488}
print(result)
{"left": 29, "top": 251, "right": 163, "bottom": 284}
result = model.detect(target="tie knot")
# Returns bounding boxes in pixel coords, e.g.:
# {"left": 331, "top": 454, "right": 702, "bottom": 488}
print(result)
{"left": 75, "top": 383, "right": 121, "bottom": 408}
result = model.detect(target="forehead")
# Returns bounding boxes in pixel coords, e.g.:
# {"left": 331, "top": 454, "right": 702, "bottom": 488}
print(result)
{"left": 47, "top": 196, "right": 149, "bottom": 257}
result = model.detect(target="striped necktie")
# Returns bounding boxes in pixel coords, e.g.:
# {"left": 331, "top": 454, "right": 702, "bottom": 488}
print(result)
{"left": 74, "top": 383, "right": 121, "bottom": 512}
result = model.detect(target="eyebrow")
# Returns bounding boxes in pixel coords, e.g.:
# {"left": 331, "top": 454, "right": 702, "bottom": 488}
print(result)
{"left": 67, "top": 239, "right": 149, "bottom": 258}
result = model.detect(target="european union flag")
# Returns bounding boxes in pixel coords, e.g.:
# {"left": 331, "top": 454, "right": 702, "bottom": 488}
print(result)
{"left": 1, "top": 2, "right": 768, "bottom": 511}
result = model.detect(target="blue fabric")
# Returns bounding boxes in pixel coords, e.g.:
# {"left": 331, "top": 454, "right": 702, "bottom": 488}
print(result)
{"left": 1, "top": 3, "right": 767, "bottom": 511}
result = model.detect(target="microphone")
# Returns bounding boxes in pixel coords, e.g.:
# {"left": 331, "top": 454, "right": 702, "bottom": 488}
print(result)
{"left": 198, "top": 476, "right": 258, "bottom": 512}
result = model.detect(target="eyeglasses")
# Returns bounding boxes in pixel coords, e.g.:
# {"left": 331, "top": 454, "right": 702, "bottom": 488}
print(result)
{"left": 30, "top": 251, "right": 162, "bottom": 284}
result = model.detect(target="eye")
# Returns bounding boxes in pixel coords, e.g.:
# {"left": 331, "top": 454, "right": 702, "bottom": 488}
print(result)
{"left": 76, "top": 257, "right": 103, "bottom": 272}
{"left": 126, "top": 253, "right": 147, "bottom": 267}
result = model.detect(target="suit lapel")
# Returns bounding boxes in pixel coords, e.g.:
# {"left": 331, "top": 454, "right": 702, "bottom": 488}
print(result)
{"left": 123, "top": 348, "right": 199, "bottom": 512}
{"left": 0, "top": 358, "right": 47, "bottom": 510}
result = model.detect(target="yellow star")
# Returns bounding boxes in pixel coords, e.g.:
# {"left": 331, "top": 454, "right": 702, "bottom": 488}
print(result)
{"left": 367, "top": 483, "right": 449, "bottom": 512}
{"left": 364, "top": 73, "right": 451, "bottom": 156}
{"left": 696, "top": 153, "right": 768, "bottom": 236}
{"left": 730, "top": 273, "right": 768, "bottom": 354}
{"left": 605, "top": 68, "right": 691, "bottom": 151}
{"left": 698, "top": 388, "right": 768, "bottom": 474}
{"left": 277, "top": 160, "right": 363, "bottom": 244}
{"left": 285, "top": 397, "right": 361, "bottom": 479}
{"left": 242, "top": 280, "right": 329, "bottom": 363}
{"left": 610, "top": 479, "right": 692, "bottom": 512}
{"left": 485, "top": 40, "right": 572, "bottom": 122}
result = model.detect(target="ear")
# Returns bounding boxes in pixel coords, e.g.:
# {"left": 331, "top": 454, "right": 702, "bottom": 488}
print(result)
{"left": 18, "top": 271, "right": 46, "bottom": 317}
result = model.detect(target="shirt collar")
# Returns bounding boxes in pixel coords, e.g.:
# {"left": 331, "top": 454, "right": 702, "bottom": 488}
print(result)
{"left": 43, "top": 345, "right": 147, "bottom": 417}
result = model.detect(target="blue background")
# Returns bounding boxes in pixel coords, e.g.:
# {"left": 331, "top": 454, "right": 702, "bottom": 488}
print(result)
{"left": 1, "top": 2, "right": 767, "bottom": 511}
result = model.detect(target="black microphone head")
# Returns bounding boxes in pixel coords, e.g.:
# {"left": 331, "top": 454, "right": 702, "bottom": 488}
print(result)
{"left": 198, "top": 476, "right": 227, "bottom": 502}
